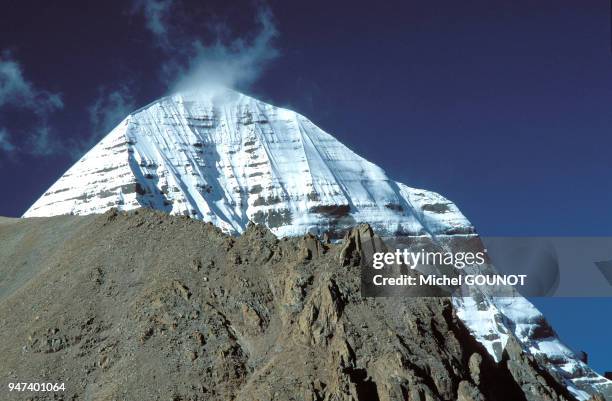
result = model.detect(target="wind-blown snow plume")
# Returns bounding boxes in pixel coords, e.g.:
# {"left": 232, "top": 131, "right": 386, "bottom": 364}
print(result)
{"left": 130, "top": 0, "right": 279, "bottom": 92}
{"left": 171, "top": 9, "right": 278, "bottom": 92}
{"left": 0, "top": 51, "right": 63, "bottom": 155}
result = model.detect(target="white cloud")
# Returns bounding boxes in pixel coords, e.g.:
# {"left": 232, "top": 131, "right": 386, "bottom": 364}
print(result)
{"left": 0, "top": 53, "right": 63, "bottom": 113}
{"left": 29, "top": 125, "right": 57, "bottom": 156}
{"left": 0, "top": 51, "right": 64, "bottom": 155}
{"left": 89, "top": 84, "right": 136, "bottom": 136}
{"left": 130, "top": 0, "right": 175, "bottom": 49}
{"left": 0, "top": 128, "right": 14, "bottom": 152}
{"left": 67, "top": 84, "right": 138, "bottom": 159}
{"left": 0, "top": 57, "right": 33, "bottom": 107}
{"left": 130, "top": 0, "right": 279, "bottom": 93}
{"left": 171, "top": 8, "right": 279, "bottom": 93}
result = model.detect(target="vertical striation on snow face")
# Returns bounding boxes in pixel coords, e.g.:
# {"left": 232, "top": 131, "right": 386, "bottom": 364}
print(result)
{"left": 23, "top": 89, "right": 471, "bottom": 238}
{"left": 23, "top": 88, "right": 611, "bottom": 400}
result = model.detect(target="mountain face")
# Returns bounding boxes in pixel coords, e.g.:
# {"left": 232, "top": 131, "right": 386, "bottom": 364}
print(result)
{"left": 23, "top": 89, "right": 611, "bottom": 400}
{"left": 23, "top": 90, "right": 470, "bottom": 238}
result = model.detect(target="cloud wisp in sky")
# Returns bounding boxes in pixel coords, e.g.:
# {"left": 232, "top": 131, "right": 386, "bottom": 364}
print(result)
{"left": 65, "top": 83, "right": 138, "bottom": 159}
{"left": 131, "top": 0, "right": 279, "bottom": 94}
{"left": 88, "top": 84, "right": 136, "bottom": 141}
{"left": 130, "top": 0, "right": 175, "bottom": 50}
{"left": 0, "top": 51, "right": 63, "bottom": 156}
{"left": 0, "top": 128, "right": 15, "bottom": 152}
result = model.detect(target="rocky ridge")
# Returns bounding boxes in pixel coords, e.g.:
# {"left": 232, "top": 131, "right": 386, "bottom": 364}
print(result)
{"left": 0, "top": 209, "right": 604, "bottom": 401}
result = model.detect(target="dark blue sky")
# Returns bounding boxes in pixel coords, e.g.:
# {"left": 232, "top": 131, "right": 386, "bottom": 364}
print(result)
{"left": 1, "top": 1, "right": 610, "bottom": 373}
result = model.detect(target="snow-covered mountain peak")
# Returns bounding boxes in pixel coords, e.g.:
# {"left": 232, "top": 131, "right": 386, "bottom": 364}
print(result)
{"left": 23, "top": 88, "right": 471, "bottom": 238}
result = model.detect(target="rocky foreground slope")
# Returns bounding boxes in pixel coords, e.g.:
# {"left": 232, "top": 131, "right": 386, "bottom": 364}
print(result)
{"left": 0, "top": 210, "right": 602, "bottom": 401}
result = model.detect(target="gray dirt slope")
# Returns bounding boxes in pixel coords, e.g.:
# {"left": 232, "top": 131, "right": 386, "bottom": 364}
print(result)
{"left": 0, "top": 209, "right": 594, "bottom": 401}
